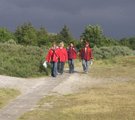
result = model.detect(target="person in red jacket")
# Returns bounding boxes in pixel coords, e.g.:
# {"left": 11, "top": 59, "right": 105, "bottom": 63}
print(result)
{"left": 67, "top": 42, "right": 77, "bottom": 73}
{"left": 46, "top": 42, "right": 59, "bottom": 77}
{"left": 57, "top": 42, "right": 68, "bottom": 74}
{"left": 80, "top": 41, "right": 93, "bottom": 73}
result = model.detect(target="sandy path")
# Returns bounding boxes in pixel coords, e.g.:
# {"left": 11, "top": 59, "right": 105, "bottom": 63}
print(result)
{"left": 0, "top": 69, "right": 104, "bottom": 120}
{"left": 0, "top": 73, "right": 70, "bottom": 120}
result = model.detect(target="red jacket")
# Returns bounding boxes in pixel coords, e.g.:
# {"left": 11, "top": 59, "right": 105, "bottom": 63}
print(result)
{"left": 46, "top": 48, "right": 59, "bottom": 62}
{"left": 58, "top": 47, "right": 68, "bottom": 62}
{"left": 80, "top": 47, "right": 93, "bottom": 61}
{"left": 67, "top": 47, "right": 77, "bottom": 59}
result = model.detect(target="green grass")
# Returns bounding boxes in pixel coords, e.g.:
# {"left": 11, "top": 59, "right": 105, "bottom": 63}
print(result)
{"left": 18, "top": 56, "right": 135, "bottom": 120}
{"left": 0, "top": 88, "right": 20, "bottom": 109}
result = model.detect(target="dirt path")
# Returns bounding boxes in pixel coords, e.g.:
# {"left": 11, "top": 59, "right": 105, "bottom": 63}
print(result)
{"left": 0, "top": 73, "right": 71, "bottom": 120}
{"left": 0, "top": 69, "right": 104, "bottom": 120}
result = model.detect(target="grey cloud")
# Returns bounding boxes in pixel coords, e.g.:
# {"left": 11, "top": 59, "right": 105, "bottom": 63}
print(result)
{"left": 0, "top": 0, "right": 135, "bottom": 38}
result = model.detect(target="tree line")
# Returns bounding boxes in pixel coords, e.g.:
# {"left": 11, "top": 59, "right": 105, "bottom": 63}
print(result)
{"left": 0, "top": 22, "right": 135, "bottom": 50}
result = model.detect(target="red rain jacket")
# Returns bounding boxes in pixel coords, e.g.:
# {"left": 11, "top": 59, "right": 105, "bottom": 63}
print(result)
{"left": 58, "top": 47, "right": 68, "bottom": 62}
{"left": 80, "top": 47, "right": 93, "bottom": 61}
{"left": 67, "top": 47, "right": 77, "bottom": 59}
{"left": 46, "top": 48, "right": 59, "bottom": 62}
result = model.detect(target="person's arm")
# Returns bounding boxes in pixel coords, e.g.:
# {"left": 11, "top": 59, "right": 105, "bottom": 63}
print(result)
{"left": 73, "top": 47, "right": 77, "bottom": 54}
{"left": 45, "top": 49, "right": 51, "bottom": 62}
{"left": 65, "top": 48, "right": 68, "bottom": 61}
{"left": 55, "top": 48, "right": 60, "bottom": 60}
{"left": 77, "top": 49, "right": 81, "bottom": 60}
{"left": 90, "top": 49, "right": 94, "bottom": 59}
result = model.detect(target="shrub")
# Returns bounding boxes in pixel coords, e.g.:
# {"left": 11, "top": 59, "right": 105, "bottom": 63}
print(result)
{"left": 93, "top": 46, "right": 133, "bottom": 59}
{"left": 4, "top": 39, "right": 17, "bottom": 45}
{"left": 0, "top": 43, "right": 49, "bottom": 77}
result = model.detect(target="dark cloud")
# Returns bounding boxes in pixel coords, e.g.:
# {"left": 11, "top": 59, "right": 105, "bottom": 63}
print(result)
{"left": 0, "top": 0, "right": 135, "bottom": 39}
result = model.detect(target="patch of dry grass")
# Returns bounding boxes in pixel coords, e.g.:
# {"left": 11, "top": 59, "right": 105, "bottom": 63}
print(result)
{"left": 19, "top": 81, "right": 135, "bottom": 120}
{"left": 0, "top": 88, "right": 20, "bottom": 109}
{"left": 18, "top": 56, "right": 135, "bottom": 120}
{"left": 90, "top": 56, "right": 135, "bottom": 79}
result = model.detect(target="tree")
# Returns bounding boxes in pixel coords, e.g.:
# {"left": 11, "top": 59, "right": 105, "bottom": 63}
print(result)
{"left": 58, "top": 25, "right": 73, "bottom": 45}
{"left": 81, "top": 24, "right": 120, "bottom": 48}
{"left": 0, "top": 27, "right": 15, "bottom": 42}
{"left": 81, "top": 25, "right": 104, "bottom": 47}
{"left": 129, "top": 37, "right": 135, "bottom": 50}
{"left": 119, "top": 37, "right": 135, "bottom": 50}
{"left": 36, "top": 27, "right": 49, "bottom": 46}
{"left": 14, "top": 22, "right": 37, "bottom": 45}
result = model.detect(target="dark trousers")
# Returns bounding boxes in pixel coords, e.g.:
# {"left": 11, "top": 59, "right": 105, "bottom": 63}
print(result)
{"left": 51, "top": 62, "right": 57, "bottom": 77}
{"left": 58, "top": 62, "right": 65, "bottom": 74}
{"left": 68, "top": 59, "right": 74, "bottom": 73}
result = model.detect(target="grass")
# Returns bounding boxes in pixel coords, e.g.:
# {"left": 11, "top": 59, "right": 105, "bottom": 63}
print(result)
{"left": 0, "top": 88, "right": 20, "bottom": 109}
{"left": 90, "top": 56, "right": 135, "bottom": 79}
{"left": 19, "top": 81, "right": 135, "bottom": 120}
{"left": 18, "top": 56, "right": 135, "bottom": 120}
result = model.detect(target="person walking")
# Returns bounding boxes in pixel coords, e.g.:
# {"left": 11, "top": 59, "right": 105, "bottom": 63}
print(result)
{"left": 57, "top": 42, "right": 68, "bottom": 74}
{"left": 80, "top": 41, "right": 93, "bottom": 73}
{"left": 46, "top": 42, "right": 59, "bottom": 77}
{"left": 67, "top": 42, "right": 77, "bottom": 73}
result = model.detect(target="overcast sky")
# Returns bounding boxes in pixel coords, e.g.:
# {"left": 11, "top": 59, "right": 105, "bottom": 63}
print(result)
{"left": 0, "top": 0, "right": 135, "bottom": 39}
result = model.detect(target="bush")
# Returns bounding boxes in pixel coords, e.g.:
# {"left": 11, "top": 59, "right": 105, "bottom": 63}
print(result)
{"left": 0, "top": 43, "right": 49, "bottom": 77}
{"left": 93, "top": 46, "right": 133, "bottom": 59}
{"left": 4, "top": 39, "right": 17, "bottom": 45}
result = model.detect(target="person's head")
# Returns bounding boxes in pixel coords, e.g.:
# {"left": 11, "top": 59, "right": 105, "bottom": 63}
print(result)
{"left": 59, "top": 42, "right": 64, "bottom": 48}
{"left": 85, "top": 41, "right": 90, "bottom": 48}
{"left": 52, "top": 42, "right": 57, "bottom": 48}
{"left": 69, "top": 42, "right": 74, "bottom": 47}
